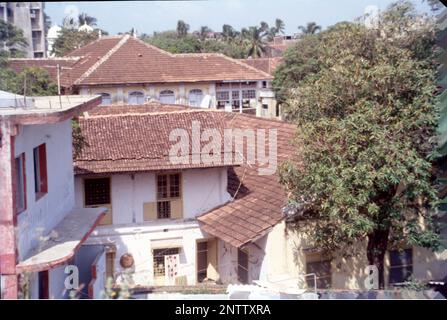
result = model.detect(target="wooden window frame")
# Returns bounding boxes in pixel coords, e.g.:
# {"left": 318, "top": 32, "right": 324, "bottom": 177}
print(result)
{"left": 84, "top": 177, "right": 111, "bottom": 206}
{"left": 83, "top": 177, "right": 112, "bottom": 225}
{"left": 15, "top": 152, "right": 27, "bottom": 214}
{"left": 33, "top": 143, "right": 47, "bottom": 201}
{"left": 156, "top": 172, "right": 182, "bottom": 219}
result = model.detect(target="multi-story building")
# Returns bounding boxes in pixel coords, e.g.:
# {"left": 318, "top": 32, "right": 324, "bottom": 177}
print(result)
{"left": 8, "top": 34, "right": 279, "bottom": 119}
{"left": 71, "top": 102, "right": 293, "bottom": 289}
{"left": 0, "top": 91, "right": 103, "bottom": 299}
{"left": 0, "top": 2, "right": 46, "bottom": 58}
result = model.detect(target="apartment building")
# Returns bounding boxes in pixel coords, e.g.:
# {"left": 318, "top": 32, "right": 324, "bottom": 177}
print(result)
{"left": 0, "top": 2, "right": 46, "bottom": 58}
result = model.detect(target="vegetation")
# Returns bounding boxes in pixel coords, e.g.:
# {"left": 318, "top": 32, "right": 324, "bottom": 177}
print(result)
{"left": 52, "top": 12, "right": 108, "bottom": 56}
{"left": 298, "top": 22, "right": 322, "bottom": 35}
{"left": 0, "top": 20, "right": 27, "bottom": 62}
{"left": 277, "top": 0, "right": 441, "bottom": 289}
{"left": 144, "top": 18, "right": 288, "bottom": 58}
{"left": 0, "top": 66, "right": 57, "bottom": 96}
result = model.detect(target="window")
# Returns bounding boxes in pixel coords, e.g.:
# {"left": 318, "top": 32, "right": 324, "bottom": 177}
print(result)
{"left": 216, "top": 91, "right": 230, "bottom": 109}
{"left": 275, "top": 104, "right": 280, "bottom": 117}
{"left": 128, "top": 91, "right": 145, "bottom": 105}
{"left": 237, "top": 249, "right": 249, "bottom": 284}
{"left": 188, "top": 89, "right": 203, "bottom": 107}
{"left": 105, "top": 250, "right": 115, "bottom": 282}
{"left": 84, "top": 178, "right": 111, "bottom": 206}
{"left": 15, "top": 153, "right": 26, "bottom": 213}
{"left": 389, "top": 248, "right": 413, "bottom": 285}
{"left": 100, "top": 93, "right": 112, "bottom": 105}
{"left": 262, "top": 81, "right": 267, "bottom": 89}
{"left": 197, "top": 241, "right": 208, "bottom": 283}
{"left": 33, "top": 144, "right": 47, "bottom": 200}
{"left": 305, "top": 251, "right": 332, "bottom": 289}
{"left": 156, "top": 173, "right": 181, "bottom": 219}
{"left": 159, "top": 90, "right": 175, "bottom": 104}
{"left": 153, "top": 248, "right": 180, "bottom": 277}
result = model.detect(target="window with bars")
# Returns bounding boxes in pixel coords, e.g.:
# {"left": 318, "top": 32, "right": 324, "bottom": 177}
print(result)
{"left": 389, "top": 248, "right": 413, "bottom": 285}
{"left": 84, "top": 178, "right": 111, "bottom": 206}
{"left": 153, "top": 248, "right": 180, "bottom": 277}
{"left": 156, "top": 173, "right": 181, "bottom": 219}
{"left": 305, "top": 251, "right": 332, "bottom": 289}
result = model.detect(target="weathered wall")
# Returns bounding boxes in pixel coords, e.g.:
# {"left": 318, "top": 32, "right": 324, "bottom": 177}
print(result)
{"left": 74, "top": 167, "right": 231, "bottom": 286}
{"left": 83, "top": 221, "right": 211, "bottom": 286}
{"left": 14, "top": 120, "right": 74, "bottom": 259}
{"left": 74, "top": 167, "right": 230, "bottom": 223}
{"left": 14, "top": 120, "right": 75, "bottom": 261}
{"left": 283, "top": 226, "right": 447, "bottom": 289}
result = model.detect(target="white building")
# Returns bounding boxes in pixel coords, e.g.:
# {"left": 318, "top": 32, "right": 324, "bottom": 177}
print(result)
{"left": 72, "top": 103, "right": 294, "bottom": 294}
{"left": 46, "top": 24, "right": 61, "bottom": 57}
{"left": 0, "top": 91, "right": 103, "bottom": 299}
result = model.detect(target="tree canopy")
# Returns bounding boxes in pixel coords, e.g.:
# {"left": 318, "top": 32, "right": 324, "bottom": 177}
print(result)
{"left": 144, "top": 18, "right": 286, "bottom": 59}
{"left": 277, "top": 0, "right": 441, "bottom": 288}
{"left": 0, "top": 20, "right": 27, "bottom": 62}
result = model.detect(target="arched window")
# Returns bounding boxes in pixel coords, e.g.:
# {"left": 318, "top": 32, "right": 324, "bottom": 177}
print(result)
{"left": 188, "top": 89, "right": 203, "bottom": 107}
{"left": 100, "top": 93, "right": 112, "bottom": 105}
{"left": 128, "top": 91, "right": 145, "bottom": 105}
{"left": 159, "top": 90, "right": 175, "bottom": 104}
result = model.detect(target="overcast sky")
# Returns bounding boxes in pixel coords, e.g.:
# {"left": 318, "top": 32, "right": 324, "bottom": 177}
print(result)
{"left": 45, "top": 0, "right": 433, "bottom": 35}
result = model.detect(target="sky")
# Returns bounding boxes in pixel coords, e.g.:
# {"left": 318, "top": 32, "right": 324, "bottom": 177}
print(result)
{"left": 45, "top": 0, "right": 433, "bottom": 36}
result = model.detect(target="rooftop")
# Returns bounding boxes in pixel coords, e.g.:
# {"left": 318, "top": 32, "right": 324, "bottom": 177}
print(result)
{"left": 0, "top": 92, "right": 102, "bottom": 125}
{"left": 8, "top": 35, "right": 273, "bottom": 88}
{"left": 75, "top": 102, "right": 297, "bottom": 248}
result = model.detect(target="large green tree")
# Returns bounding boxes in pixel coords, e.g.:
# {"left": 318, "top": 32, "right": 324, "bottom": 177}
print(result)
{"left": 51, "top": 28, "right": 101, "bottom": 56}
{"left": 0, "top": 66, "right": 57, "bottom": 96}
{"left": 176, "top": 20, "right": 190, "bottom": 37}
{"left": 278, "top": 1, "right": 441, "bottom": 288}
{"left": 0, "top": 20, "right": 27, "bottom": 62}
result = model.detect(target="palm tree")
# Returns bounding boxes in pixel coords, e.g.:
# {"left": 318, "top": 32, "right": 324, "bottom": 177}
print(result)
{"left": 260, "top": 21, "right": 269, "bottom": 33}
{"left": 176, "top": 20, "right": 190, "bottom": 37}
{"left": 245, "top": 26, "right": 266, "bottom": 58}
{"left": 78, "top": 13, "right": 97, "bottom": 26}
{"left": 298, "top": 22, "right": 321, "bottom": 35}
{"left": 266, "top": 27, "right": 277, "bottom": 42}
{"left": 275, "top": 18, "right": 285, "bottom": 34}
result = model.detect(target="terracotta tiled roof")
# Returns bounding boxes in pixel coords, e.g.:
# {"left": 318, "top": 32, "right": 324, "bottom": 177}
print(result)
{"left": 74, "top": 104, "right": 234, "bottom": 174}
{"left": 8, "top": 35, "right": 272, "bottom": 87}
{"left": 7, "top": 57, "right": 81, "bottom": 88}
{"left": 239, "top": 57, "right": 282, "bottom": 75}
{"left": 198, "top": 112, "right": 297, "bottom": 247}
{"left": 75, "top": 103, "right": 297, "bottom": 248}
